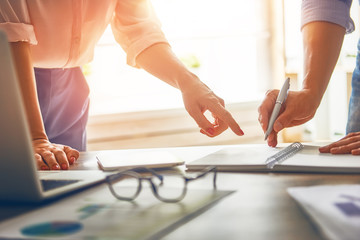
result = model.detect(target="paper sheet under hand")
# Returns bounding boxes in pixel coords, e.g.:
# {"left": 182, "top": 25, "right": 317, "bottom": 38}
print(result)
{"left": 287, "top": 184, "right": 360, "bottom": 240}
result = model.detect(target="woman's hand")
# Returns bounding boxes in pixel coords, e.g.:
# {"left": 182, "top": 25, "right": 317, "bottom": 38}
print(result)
{"left": 181, "top": 78, "right": 244, "bottom": 137}
{"left": 319, "top": 132, "right": 360, "bottom": 155}
{"left": 9, "top": 42, "right": 79, "bottom": 170}
{"left": 136, "top": 43, "right": 244, "bottom": 138}
{"left": 33, "top": 139, "right": 79, "bottom": 170}
{"left": 258, "top": 89, "right": 320, "bottom": 147}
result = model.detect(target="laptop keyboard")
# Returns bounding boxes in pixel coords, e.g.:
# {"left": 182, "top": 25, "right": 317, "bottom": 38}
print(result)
{"left": 41, "top": 179, "right": 80, "bottom": 192}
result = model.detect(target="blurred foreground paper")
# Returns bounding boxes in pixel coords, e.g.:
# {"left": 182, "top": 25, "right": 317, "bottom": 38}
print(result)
{"left": 0, "top": 184, "right": 233, "bottom": 240}
{"left": 288, "top": 184, "right": 360, "bottom": 240}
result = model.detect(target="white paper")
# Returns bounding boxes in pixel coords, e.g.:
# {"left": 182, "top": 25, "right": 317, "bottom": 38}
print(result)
{"left": 282, "top": 145, "right": 360, "bottom": 168}
{"left": 0, "top": 183, "right": 231, "bottom": 240}
{"left": 288, "top": 184, "right": 360, "bottom": 240}
{"left": 97, "top": 150, "right": 184, "bottom": 171}
{"left": 187, "top": 143, "right": 360, "bottom": 173}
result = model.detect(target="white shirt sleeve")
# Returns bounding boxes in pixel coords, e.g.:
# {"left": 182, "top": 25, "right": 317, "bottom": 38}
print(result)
{"left": 111, "top": 0, "right": 169, "bottom": 67}
{"left": 0, "top": 0, "right": 37, "bottom": 44}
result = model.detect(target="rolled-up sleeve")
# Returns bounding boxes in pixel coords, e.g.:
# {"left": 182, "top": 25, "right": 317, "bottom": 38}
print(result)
{"left": 302, "top": 0, "right": 354, "bottom": 34}
{"left": 111, "top": 0, "right": 169, "bottom": 67}
{"left": 0, "top": 0, "right": 37, "bottom": 44}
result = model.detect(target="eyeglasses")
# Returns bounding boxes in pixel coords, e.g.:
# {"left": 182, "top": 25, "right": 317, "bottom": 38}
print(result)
{"left": 105, "top": 166, "right": 217, "bottom": 203}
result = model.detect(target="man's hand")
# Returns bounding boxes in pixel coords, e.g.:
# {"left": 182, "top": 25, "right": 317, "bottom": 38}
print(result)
{"left": 319, "top": 132, "right": 360, "bottom": 155}
{"left": 33, "top": 139, "right": 79, "bottom": 170}
{"left": 258, "top": 21, "right": 346, "bottom": 147}
{"left": 258, "top": 89, "right": 319, "bottom": 147}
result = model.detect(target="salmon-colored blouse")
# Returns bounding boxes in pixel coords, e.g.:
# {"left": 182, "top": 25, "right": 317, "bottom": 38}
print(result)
{"left": 0, "top": 0, "right": 168, "bottom": 68}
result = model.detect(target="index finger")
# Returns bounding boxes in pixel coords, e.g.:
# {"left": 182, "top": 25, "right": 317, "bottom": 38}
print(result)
{"left": 208, "top": 103, "right": 244, "bottom": 136}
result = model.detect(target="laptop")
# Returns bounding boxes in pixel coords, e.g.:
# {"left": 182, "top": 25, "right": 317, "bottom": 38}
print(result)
{"left": 0, "top": 31, "right": 106, "bottom": 203}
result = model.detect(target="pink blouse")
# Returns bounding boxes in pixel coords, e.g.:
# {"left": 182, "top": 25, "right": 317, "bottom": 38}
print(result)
{"left": 0, "top": 0, "right": 168, "bottom": 68}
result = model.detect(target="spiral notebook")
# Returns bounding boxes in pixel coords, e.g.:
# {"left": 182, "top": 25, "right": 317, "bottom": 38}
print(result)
{"left": 186, "top": 142, "right": 360, "bottom": 173}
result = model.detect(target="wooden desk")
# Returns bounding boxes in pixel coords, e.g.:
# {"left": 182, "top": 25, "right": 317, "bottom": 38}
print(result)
{"left": 1, "top": 146, "right": 359, "bottom": 240}
{"left": 164, "top": 173, "right": 360, "bottom": 240}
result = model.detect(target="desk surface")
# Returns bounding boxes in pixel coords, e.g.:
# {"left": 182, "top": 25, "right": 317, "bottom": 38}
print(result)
{"left": 1, "top": 145, "right": 360, "bottom": 240}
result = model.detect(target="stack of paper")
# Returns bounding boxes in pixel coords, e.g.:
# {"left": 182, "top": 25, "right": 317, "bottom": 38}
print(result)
{"left": 288, "top": 184, "right": 360, "bottom": 240}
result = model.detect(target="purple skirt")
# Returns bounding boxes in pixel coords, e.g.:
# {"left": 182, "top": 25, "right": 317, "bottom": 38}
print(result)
{"left": 34, "top": 67, "right": 90, "bottom": 151}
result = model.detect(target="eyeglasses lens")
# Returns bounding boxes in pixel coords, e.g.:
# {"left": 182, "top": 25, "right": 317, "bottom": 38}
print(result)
{"left": 110, "top": 173, "right": 140, "bottom": 199}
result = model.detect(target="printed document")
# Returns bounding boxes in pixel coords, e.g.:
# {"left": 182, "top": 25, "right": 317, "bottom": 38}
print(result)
{"left": 288, "top": 184, "right": 360, "bottom": 240}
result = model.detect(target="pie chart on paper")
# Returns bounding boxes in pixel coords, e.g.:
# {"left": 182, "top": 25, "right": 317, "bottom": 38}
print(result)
{"left": 21, "top": 221, "right": 83, "bottom": 237}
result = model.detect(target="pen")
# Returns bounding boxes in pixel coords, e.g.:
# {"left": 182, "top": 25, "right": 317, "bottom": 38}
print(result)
{"left": 264, "top": 77, "right": 290, "bottom": 141}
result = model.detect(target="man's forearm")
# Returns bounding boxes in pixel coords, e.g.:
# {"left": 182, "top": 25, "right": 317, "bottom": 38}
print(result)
{"left": 302, "top": 21, "right": 346, "bottom": 105}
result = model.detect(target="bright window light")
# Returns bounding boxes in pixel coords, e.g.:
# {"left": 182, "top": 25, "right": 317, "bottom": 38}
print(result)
{"left": 86, "top": 0, "right": 268, "bottom": 116}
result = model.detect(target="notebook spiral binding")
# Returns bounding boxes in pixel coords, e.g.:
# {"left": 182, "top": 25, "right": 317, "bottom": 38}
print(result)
{"left": 266, "top": 142, "right": 304, "bottom": 169}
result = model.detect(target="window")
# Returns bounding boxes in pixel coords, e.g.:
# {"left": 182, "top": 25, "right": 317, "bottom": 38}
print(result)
{"left": 86, "top": 0, "right": 281, "bottom": 150}
{"left": 86, "top": 0, "right": 271, "bottom": 116}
